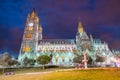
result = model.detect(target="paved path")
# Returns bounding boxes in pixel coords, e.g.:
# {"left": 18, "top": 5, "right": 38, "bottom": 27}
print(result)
{"left": 15, "top": 68, "right": 108, "bottom": 75}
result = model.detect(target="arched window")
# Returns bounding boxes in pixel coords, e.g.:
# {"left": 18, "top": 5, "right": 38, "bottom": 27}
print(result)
{"left": 28, "top": 27, "right": 33, "bottom": 31}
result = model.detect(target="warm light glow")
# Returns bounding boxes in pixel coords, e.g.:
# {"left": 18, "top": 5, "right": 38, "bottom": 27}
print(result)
{"left": 25, "top": 33, "right": 32, "bottom": 38}
{"left": 78, "top": 21, "right": 84, "bottom": 33}
{"left": 31, "top": 11, "right": 36, "bottom": 18}
{"left": 28, "top": 27, "right": 33, "bottom": 31}
{"left": 23, "top": 45, "right": 30, "bottom": 52}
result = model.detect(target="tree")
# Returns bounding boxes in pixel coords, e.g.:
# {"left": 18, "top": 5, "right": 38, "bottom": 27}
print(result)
{"left": 73, "top": 55, "right": 84, "bottom": 64}
{"left": 87, "top": 56, "right": 93, "bottom": 65}
{"left": 96, "top": 55, "right": 106, "bottom": 62}
{"left": 23, "top": 57, "right": 28, "bottom": 66}
{"left": 23, "top": 57, "right": 35, "bottom": 67}
{"left": 28, "top": 59, "right": 36, "bottom": 66}
{"left": 0, "top": 52, "right": 12, "bottom": 74}
{"left": 8, "top": 60, "right": 18, "bottom": 66}
{"left": 37, "top": 55, "right": 51, "bottom": 69}
{"left": 73, "top": 54, "right": 93, "bottom": 66}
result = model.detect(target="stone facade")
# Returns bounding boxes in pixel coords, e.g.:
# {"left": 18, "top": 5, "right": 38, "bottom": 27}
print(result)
{"left": 18, "top": 10, "right": 114, "bottom": 66}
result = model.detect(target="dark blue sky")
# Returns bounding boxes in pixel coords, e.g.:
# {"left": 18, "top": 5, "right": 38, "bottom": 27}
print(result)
{"left": 0, "top": 0, "right": 120, "bottom": 57}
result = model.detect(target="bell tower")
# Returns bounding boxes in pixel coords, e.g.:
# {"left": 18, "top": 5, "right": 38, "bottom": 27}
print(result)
{"left": 18, "top": 10, "right": 42, "bottom": 62}
{"left": 76, "top": 20, "right": 91, "bottom": 55}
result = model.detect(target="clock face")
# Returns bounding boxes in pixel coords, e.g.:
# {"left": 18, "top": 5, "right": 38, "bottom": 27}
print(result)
{"left": 28, "top": 22, "right": 33, "bottom": 26}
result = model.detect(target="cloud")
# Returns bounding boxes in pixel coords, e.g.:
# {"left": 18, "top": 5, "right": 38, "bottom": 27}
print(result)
{"left": 23, "top": 0, "right": 120, "bottom": 51}
{"left": 0, "top": 0, "right": 120, "bottom": 56}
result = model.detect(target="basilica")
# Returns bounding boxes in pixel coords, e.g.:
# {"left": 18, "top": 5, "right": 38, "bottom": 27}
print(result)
{"left": 18, "top": 10, "right": 115, "bottom": 66}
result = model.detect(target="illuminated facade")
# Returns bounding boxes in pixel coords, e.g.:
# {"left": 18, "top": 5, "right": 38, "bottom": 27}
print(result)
{"left": 18, "top": 10, "right": 114, "bottom": 66}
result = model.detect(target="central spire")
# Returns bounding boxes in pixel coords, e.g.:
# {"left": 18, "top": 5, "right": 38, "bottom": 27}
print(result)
{"left": 78, "top": 20, "right": 84, "bottom": 33}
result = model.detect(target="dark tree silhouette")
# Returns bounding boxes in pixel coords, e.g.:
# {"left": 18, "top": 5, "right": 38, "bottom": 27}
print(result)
{"left": 73, "top": 55, "right": 84, "bottom": 64}
{"left": 37, "top": 55, "right": 51, "bottom": 69}
{"left": 73, "top": 54, "right": 93, "bottom": 65}
{"left": 96, "top": 55, "right": 106, "bottom": 62}
{"left": 23, "top": 57, "right": 35, "bottom": 67}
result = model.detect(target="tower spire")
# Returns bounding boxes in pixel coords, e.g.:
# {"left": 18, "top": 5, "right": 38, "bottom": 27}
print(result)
{"left": 31, "top": 9, "right": 37, "bottom": 18}
{"left": 78, "top": 18, "right": 84, "bottom": 33}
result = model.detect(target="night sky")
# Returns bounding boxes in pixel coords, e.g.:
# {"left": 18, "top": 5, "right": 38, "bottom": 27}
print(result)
{"left": 0, "top": 0, "right": 120, "bottom": 58}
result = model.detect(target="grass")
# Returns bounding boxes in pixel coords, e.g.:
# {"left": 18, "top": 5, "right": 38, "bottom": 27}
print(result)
{"left": 0, "top": 68, "right": 120, "bottom": 80}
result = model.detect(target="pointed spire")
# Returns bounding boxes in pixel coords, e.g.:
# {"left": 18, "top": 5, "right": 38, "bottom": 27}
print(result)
{"left": 31, "top": 9, "right": 37, "bottom": 18}
{"left": 90, "top": 34, "right": 93, "bottom": 40}
{"left": 27, "top": 13, "right": 30, "bottom": 21}
{"left": 78, "top": 18, "right": 84, "bottom": 33}
{"left": 27, "top": 13, "right": 30, "bottom": 18}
